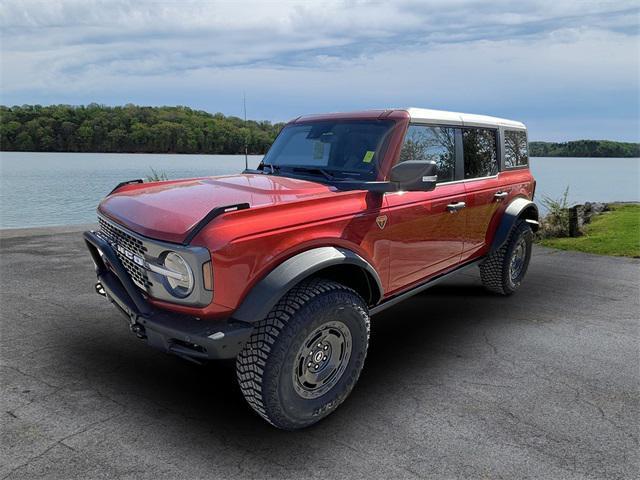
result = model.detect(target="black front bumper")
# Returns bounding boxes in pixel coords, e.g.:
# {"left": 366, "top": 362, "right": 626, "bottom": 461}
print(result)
{"left": 84, "top": 231, "right": 252, "bottom": 362}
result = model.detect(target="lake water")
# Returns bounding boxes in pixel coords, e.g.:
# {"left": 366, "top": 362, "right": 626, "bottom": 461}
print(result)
{"left": 0, "top": 152, "right": 638, "bottom": 229}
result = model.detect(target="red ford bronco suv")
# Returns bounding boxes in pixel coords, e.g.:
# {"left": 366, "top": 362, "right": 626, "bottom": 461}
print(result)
{"left": 84, "top": 108, "right": 538, "bottom": 429}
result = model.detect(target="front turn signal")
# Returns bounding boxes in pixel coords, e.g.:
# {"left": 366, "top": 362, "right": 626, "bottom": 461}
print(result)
{"left": 202, "top": 261, "right": 213, "bottom": 291}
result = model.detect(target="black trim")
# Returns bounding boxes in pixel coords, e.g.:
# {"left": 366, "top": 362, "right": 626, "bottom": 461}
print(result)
{"left": 489, "top": 198, "right": 539, "bottom": 254}
{"left": 332, "top": 180, "right": 397, "bottom": 193}
{"left": 84, "top": 230, "right": 252, "bottom": 360}
{"left": 454, "top": 128, "right": 464, "bottom": 181}
{"left": 108, "top": 179, "right": 143, "bottom": 196}
{"left": 370, "top": 258, "right": 484, "bottom": 315}
{"left": 498, "top": 126, "right": 505, "bottom": 172}
{"left": 182, "top": 203, "right": 250, "bottom": 245}
{"left": 232, "top": 246, "right": 383, "bottom": 323}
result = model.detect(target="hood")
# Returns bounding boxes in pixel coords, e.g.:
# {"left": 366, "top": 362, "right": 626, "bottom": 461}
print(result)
{"left": 98, "top": 174, "right": 334, "bottom": 243}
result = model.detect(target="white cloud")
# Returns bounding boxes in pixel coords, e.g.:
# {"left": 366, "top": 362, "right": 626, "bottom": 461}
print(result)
{"left": 1, "top": 0, "right": 638, "bottom": 139}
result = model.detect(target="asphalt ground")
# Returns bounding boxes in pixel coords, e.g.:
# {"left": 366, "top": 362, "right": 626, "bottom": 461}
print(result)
{"left": 1, "top": 227, "right": 638, "bottom": 479}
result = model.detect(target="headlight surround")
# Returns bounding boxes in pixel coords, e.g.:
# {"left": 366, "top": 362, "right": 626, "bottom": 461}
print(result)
{"left": 162, "top": 252, "right": 194, "bottom": 298}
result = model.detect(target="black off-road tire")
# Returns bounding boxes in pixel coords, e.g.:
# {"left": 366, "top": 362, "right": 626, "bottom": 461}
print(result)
{"left": 480, "top": 219, "right": 533, "bottom": 295}
{"left": 236, "top": 278, "right": 370, "bottom": 430}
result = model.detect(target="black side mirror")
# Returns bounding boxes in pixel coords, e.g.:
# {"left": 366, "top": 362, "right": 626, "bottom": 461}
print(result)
{"left": 390, "top": 160, "right": 437, "bottom": 192}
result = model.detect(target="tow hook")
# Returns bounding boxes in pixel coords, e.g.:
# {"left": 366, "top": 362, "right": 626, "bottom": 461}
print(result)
{"left": 95, "top": 282, "right": 106, "bottom": 297}
{"left": 130, "top": 323, "right": 147, "bottom": 339}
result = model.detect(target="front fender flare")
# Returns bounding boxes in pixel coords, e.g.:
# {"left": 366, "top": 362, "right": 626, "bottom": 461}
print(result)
{"left": 232, "top": 247, "right": 383, "bottom": 323}
{"left": 490, "top": 198, "right": 539, "bottom": 254}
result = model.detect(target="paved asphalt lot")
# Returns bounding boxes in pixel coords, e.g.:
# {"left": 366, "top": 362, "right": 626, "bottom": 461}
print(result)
{"left": 1, "top": 227, "right": 638, "bottom": 480}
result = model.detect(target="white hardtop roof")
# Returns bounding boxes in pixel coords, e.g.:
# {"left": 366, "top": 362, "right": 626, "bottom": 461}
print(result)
{"left": 404, "top": 107, "right": 526, "bottom": 129}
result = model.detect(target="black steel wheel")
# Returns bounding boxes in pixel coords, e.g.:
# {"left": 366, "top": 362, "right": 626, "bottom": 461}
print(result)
{"left": 293, "top": 321, "right": 353, "bottom": 399}
{"left": 509, "top": 235, "right": 528, "bottom": 283}
{"left": 236, "top": 278, "right": 370, "bottom": 430}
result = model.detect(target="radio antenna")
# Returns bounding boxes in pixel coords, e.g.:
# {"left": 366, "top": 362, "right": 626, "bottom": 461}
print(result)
{"left": 243, "top": 92, "right": 248, "bottom": 170}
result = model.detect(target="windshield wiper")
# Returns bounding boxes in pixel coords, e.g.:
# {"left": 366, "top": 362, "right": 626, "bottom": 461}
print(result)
{"left": 282, "top": 165, "right": 335, "bottom": 181}
{"left": 260, "top": 163, "right": 280, "bottom": 174}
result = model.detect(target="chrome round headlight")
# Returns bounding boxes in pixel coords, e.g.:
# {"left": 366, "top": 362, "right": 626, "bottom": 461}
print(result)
{"left": 163, "top": 252, "right": 194, "bottom": 297}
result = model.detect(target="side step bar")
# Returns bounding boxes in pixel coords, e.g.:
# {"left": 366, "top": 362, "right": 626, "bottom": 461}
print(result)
{"left": 370, "top": 258, "right": 484, "bottom": 316}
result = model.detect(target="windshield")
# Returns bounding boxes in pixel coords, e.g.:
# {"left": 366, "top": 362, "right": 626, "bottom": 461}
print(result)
{"left": 260, "top": 120, "right": 395, "bottom": 181}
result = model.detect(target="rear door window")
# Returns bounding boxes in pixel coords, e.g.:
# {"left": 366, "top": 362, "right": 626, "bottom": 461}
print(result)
{"left": 399, "top": 125, "right": 457, "bottom": 182}
{"left": 504, "top": 130, "right": 529, "bottom": 168}
{"left": 463, "top": 128, "right": 498, "bottom": 179}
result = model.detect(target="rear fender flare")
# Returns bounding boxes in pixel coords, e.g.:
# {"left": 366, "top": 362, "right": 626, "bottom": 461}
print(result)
{"left": 490, "top": 198, "right": 539, "bottom": 254}
{"left": 232, "top": 247, "right": 383, "bottom": 323}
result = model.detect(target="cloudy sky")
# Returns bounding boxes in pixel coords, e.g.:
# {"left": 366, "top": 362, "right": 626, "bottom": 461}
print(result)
{"left": 1, "top": 0, "right": 638, "bottom": 141}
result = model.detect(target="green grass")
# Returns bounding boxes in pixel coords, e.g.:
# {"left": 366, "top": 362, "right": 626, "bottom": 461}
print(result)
{"left": 540, "top": 204, "right": 640, "bottom": 258}
{"left": 146, "top": 167, "right": 168, "bottom": 182}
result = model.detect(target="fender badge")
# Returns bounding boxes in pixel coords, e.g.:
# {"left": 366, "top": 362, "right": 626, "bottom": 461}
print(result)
{"left": 376, "top": 215, "right": 388, "bottom": 230}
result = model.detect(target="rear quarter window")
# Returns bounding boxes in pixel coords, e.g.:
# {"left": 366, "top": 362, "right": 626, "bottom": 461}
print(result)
{"left": 504, "top": 130, "right": 529, "bottom": 168}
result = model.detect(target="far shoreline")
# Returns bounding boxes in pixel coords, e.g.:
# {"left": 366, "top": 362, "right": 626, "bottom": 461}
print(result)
{"left": 1, "top": 151, "right": 638, "bottom": 159}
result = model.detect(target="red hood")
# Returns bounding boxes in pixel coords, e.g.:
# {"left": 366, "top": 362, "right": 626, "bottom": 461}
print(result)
{"left": 98, "top": 174, "right": 333, "bottom": 243}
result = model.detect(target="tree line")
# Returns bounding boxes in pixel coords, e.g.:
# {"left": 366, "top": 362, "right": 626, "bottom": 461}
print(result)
{"left": 0, "top": 104, "right": 285, "bottom": 154}
{"left": 1, "top": 104, "right": 638, "bottom": 158}
{"left": 529, "top": 140, "right": 639, "bottom": 158}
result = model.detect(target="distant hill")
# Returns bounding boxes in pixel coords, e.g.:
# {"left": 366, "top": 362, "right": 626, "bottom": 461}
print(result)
{"left": 0, "top": 104, "right": 285, "bottom": 154}
{"left": 1, "top": 104, "right": 638, "bottom": 157}
{"left": 529, "top": 140, "right": 639, "bottom": 158}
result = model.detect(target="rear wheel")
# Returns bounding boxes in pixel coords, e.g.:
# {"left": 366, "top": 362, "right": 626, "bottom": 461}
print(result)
{"left": 236, "top": 278, "right": 370, "bottom": 430}
{"left": 480, "top": 219, "right": 533, "bottom": 295}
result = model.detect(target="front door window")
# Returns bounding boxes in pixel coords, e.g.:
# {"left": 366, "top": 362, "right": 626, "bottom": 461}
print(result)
{"left": 399, "top": 125, "right": 456, "bottom": 182}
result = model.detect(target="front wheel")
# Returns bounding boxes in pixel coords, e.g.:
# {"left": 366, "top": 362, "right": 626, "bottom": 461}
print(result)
{"left": 480, "top": 219, "right": 533, "bottom": 295}
{"left": 236, "top": 278, "right": 370, "bottom": 430}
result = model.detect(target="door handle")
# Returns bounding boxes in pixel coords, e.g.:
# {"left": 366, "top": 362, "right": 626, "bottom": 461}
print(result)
{"left": 494, "top": 191, "right": 509, "bottom": 200}
{"left": 447, "top": 201, "right": 466, "bottom": 213}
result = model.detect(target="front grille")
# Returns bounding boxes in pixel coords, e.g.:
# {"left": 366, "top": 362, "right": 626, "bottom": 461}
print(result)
{"left": 97, "top": 217, "right": 151, "bottom": 290}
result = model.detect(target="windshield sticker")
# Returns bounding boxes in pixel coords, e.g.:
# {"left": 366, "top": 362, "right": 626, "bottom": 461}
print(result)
{"left": 362, "top": 150, "right": 375, "bottom": 163}
{"left": 313, "top": 141, "right": 325, "bottom": 160}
